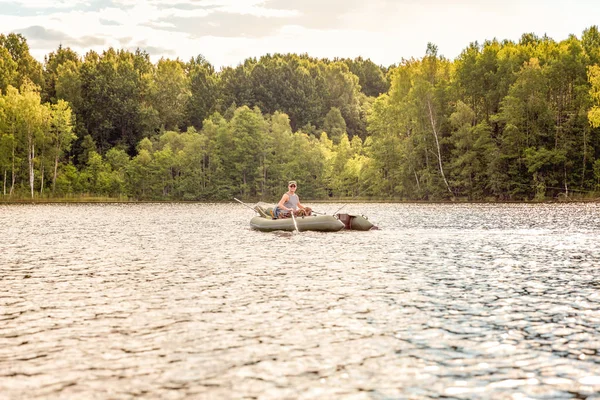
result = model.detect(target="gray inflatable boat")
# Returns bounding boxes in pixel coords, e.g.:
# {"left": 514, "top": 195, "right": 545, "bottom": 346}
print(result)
{"left": 250, "top": 214, "right": 344, "bottom": 232}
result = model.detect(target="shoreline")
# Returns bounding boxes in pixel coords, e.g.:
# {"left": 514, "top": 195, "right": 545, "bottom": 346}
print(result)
{"left": 1, "top": 197, "right": 599, "bottom": 205}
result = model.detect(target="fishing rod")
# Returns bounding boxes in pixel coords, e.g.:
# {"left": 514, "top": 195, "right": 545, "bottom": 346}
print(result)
{"left": 332, "top": 204, "right": 348, "bottom": 215}
{"left": 234, "top": 197, "right": 257, "bottom": 213}
{"left": 309, "top": 201, "right": 348, "bottom": 216}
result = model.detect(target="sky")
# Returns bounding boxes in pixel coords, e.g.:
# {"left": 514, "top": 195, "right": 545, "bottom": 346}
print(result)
{"left": 0, "top": 0, "right": 598, "bottom": 69}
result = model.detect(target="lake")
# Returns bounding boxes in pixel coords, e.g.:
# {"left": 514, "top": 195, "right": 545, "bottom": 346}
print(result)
{"left": 1, "top": 202, "right": 600, "bottom": 399}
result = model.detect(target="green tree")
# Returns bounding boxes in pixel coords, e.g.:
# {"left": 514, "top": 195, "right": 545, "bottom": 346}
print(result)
{"left": 199, "top": 113, "right": 231, "bottom": 199}
{"left": 127, "top": 145, "right": 152, "bottom": 199}
{"left": 174, "top": 128, "right": 210, "bottom": 199}
{"left": 0, "top": 132, "right": 16, "bottom": 195}
{"left": 0, "top": 93, "right": 15, "bottom": 195}
{"left": 79, "top": 48, "right": 155, "bottom": 153}
{"left": 366, "top": 90, "right": 409, "bottom": 197}
{"left": 327, "top": 134, "right": 355, "bottom": 196}
{"left": 186, "top": 55, "right": 218, "bottom": 129}
{"left": 321, "top": 61, "right": 363, "bottom": 138}
{"left": 78, "top": 134, "right": 97, "bottom": 166}
{"left": 152, "top": 58, "right": 190, "bottom": 130}
{"left": 105, "top": 147, "right": 130, "bottom": 171}
{"left": 343, "top": 56, "right": 389, "bottom": 97}
{"left": 542, "top": 35, "right": 589, "bottom": 194}
{"left": 323, "top": 107, "right": 347, "bottom": 144}
{"left": 54, "top": 163, "right": 82, "bottom": 195}
{"left": 48, "top": 100, "right": 76, "bottom": 193}
{"left": 0, "top": 33, "right": 43, "bottom": 89}
{"left": 582, "top": 25, "right": 600, "bottom": 65}
{"left": 228, "top": 106, "right": 268, "bottom": 197}
{"left": 448, "top": 101, "right": 495, "bottom": 199}
{"left": 151, "top": 144, "right": 177, "bottom": 198}
{"left": 264, "top": 111, "right": 294, "bottom": 198}
{"left": 43, "top": 45, "right": 80, "bottom": 103}
{"left": 55, "top": 60, "right": 83, "bottom": 111}
{"left": 366, "top": 45, "right": 454, "bottom": 199}
{"left": 85, "top": 151, "right": 108, "bottom": 194}
{"left": 0, "top": 47, "right": 18, "bottom": 93}
{"left": 4, "top": 84, "right": 49, "bottom": 198}
{"left": 454, "top": 40, "right": 504, "bottom": 123}
{"left": 523, "top": 147, "right": 566, "bottom": 199}
{"left": 282, "top": 130, "right": 326, "bottom": 199}
{"left": 494, "top": 58, "right": 553, "bottom": 198}
{"left": 588, "top": 65, "right": 600, "bottom": 128}
{"left": 218, "top": 62, "right": 255, "bottom": 113}
{"left": 413, "top": 43, "right": 453, "bottom": 196}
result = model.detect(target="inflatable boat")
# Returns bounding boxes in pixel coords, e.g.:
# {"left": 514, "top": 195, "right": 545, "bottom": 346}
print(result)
{"left": 248, "top": 205, "right": 377, "bottom": 232}
{"left": 335, "top": 213, "right": 375, "bottom": 231}
{"left": 250, "top": 214, "right": 344, "bottom": 232}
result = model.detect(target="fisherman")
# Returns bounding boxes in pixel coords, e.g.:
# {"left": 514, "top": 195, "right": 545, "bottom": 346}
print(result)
{"left": 274, "top": 180, "right": 312, "bottom": 219}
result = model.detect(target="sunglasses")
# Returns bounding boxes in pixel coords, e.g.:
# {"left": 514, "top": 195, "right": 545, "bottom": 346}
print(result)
{"left": 289, "top": 184, "right": 296, "bottom": 187}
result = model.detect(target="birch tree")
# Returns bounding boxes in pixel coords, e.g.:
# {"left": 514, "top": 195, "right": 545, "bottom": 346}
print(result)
{"left": 413, "top": 43, "right": 453, "bottom": 196}
{"left": 0, "top": 96, "right": 12, "bottom": 195}
{"left": 0, "top": 88, "right": 19, "bottom": 195}
{"left": 9, "top": 84, "right": 48, "bottom": 198}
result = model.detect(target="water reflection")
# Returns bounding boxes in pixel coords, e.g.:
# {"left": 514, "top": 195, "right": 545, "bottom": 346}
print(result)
{"left": 1, "top": 202, "right": 600, "bottom": 398}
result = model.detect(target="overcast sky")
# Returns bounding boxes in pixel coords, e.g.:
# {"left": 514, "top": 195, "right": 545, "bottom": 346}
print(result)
{"left": 1, "top": 0, "right": 598, "bottom": 69}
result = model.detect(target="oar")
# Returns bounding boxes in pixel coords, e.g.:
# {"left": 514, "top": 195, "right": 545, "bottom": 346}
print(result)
{"left": 234, "top": 197, "right": 257, "bottom": 213}
{"left": 290, "top": 209, "right": 300, "bottom": 233}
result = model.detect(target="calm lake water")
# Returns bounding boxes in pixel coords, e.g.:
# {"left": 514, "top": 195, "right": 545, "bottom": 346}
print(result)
{"left": 1, "top": 202, "right": 600, "bottom": 399}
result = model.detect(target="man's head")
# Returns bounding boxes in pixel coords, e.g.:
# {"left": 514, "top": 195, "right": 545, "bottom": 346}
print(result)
{"left": 288, "top": 180, "right": 297, "bottom": 191}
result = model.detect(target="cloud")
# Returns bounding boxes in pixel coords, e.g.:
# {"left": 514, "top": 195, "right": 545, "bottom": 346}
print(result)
{"left": 111, "top": 0, "right": 254, "bottom": 6}
{"left": 15, "top": 25, "right": 70, "bottom": 41}
{"left": 110, "top": 0, "right": 298, "bottom": 18}
{"left": 1, "top": 0, "right": 599, "bottom": 69}
{"left": 160, "top": 7, "right": 212, "bottom": 18}
{"left": 167, "top": 12, "right": 285, "bottom": 39}
{"left": 217, "top": 4, "right": 298, "bottom": 18}
{"left": 11, "top": 25, "right": 107, "bottom": 60}
{"left": 73, "top": 35, "right": 107, "bottom": 47}
{"left": 99, "top": 18, "right": 122, "bottom": 26}
{"left": 0, "top": 0, "right": 90, "bottom": 9}
{"left": 266, "top": 0, "right": 356, "bottom": 30}
{"left": 124, "top": 41, "right": 177, "bottom": 58}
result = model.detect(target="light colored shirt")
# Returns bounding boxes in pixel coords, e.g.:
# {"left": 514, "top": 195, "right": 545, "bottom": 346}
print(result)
{"left": 283, "top": 193, "right": 299, "bottom": 210}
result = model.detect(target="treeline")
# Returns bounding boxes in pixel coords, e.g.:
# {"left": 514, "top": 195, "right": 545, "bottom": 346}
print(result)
{"left": 2, "top": 28, "right": 600, "bottom": 201}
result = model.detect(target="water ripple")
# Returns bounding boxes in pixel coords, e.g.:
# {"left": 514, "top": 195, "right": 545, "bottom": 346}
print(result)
{"left": 1, "top": 202, "right": 600, "bottom": 398}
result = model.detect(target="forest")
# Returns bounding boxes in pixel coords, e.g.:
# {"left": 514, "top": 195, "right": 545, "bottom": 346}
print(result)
{"left": 2, "top": 27, "right": 600, "bottom": 202}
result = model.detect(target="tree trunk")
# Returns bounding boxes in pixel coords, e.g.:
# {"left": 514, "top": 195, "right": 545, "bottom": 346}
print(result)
{"left": 10, "top": 140, "right": 15, "bottom": 196}
{"left": 582, "top": 126, "right": 587, "bottom": 188}
{"left": 40, "top": 164, "right": 44, "bottom": 195}
{"left": 427, "top": 99, "right": 453, "bottom": 196}
{"left": 28, "top": 134, "right": 35, "bottom": 199}
{"left": 202, "top": 154, "right": 206, "bottom": 190}
{"left": 40, "top": 146, "right": 45, "bottom": 196}
{"left": 564, "top": 164, "right": 568, "bottom": 198}
{"left": 413, "top": 169, "right": 421, "bottom": 192}
{"left": 262, "top": 153, "right": 267, "bottom": 198}
{"left": 53, "top": 150, "right": 59, "bottom": 194}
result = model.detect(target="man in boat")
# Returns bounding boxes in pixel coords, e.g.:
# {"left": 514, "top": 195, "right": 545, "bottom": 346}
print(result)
{"left": 273, "top": 180, "right": 312, "bottom": 219}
